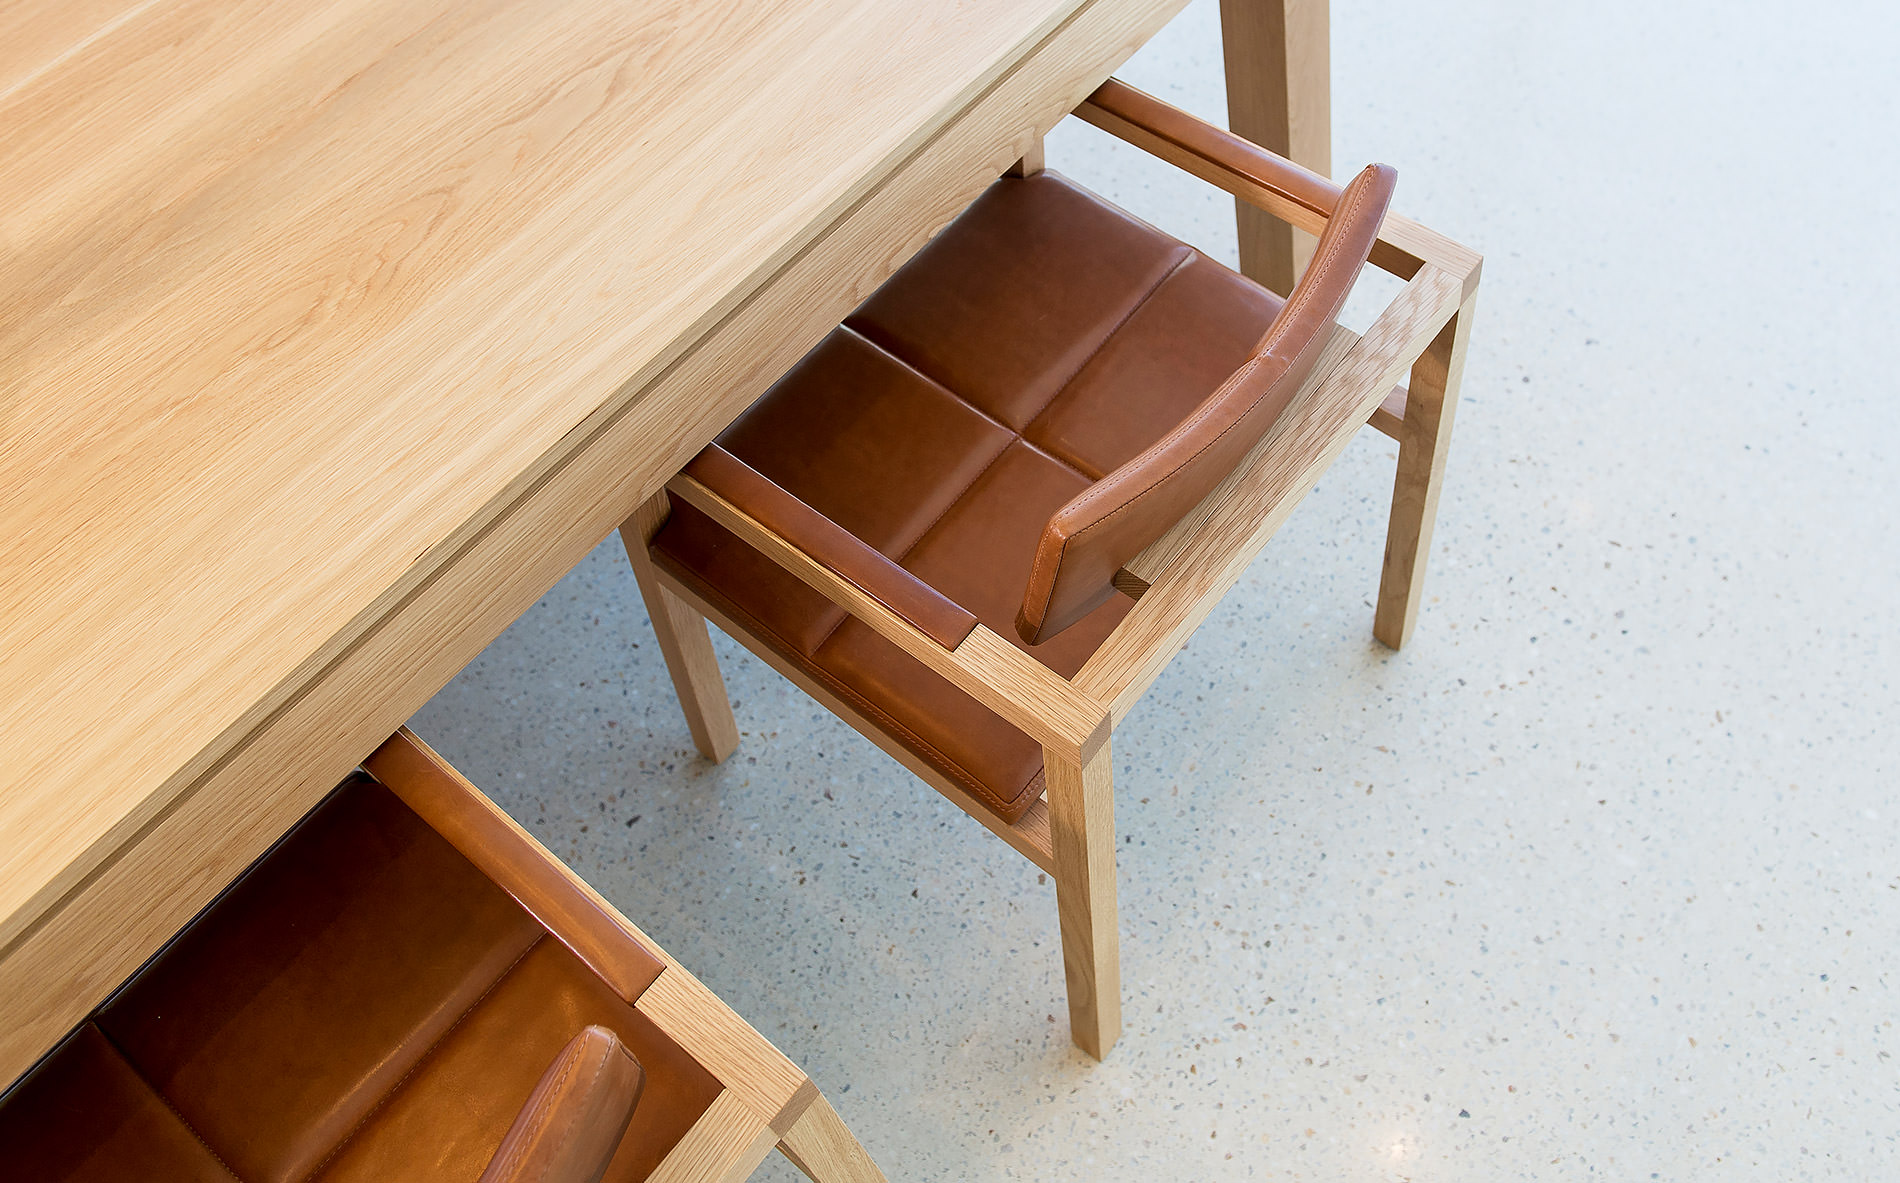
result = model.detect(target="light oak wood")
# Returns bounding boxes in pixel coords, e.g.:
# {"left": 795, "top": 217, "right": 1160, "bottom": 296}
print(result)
{"left": 1081, "top": 262, "right": 1471, "bottom": 723}
{"left": 0, "top": 0, "right": 1089, "bottom": 948}
{"left": 665, "top": 470, "right": 1111, "bottom": 761}
{"left": 1375, "top": 291, "right": 1477, "bottom": 649}
{"left": 779, "top": 1096, "right": 888, "bottom": 1183}
{"left": 1045, "top": 738, "right": 1122, "bottom": 1059}
{"left": 1220, "top": 0, "right": 1331, "bottom": 292}
{"left": 637, "top": 966, "right": 812, "bottom": 1127}
{"left": 623, "top": 494, "right": 741, "bottom": 762}
{"left": 646, "top": 1091, "right": 781, "bottom": 1183}
{"left": 1368, "top": 384, "right": 1408, "bottom": 439}
{"left": 660, "top": 573, "right": 1059, "bottom": 873}
{"left": 1007, "top": 132, "right": 1047, "bottom": 177}
{"left": 0, "top": 0, "right": 1189, "bottom": 1084}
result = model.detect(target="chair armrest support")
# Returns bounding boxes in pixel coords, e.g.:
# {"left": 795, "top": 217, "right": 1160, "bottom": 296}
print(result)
{"left": 1082, "top": 261, "right": 1472, "bottom": 723}
{"left": 1075, "top": 78, "right": 1480, "bottom": 297}
{"left": 666, "top": 458, "right": 1110, "bottom": 761}
{"left": 681, "top": 446, "right": 978, "bottom": 650}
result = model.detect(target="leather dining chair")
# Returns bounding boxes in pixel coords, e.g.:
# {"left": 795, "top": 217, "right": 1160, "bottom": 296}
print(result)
{"left": 620, "top": 78, "right": 1482, "bottom": 1059}
{"left": 0, "top": 730, "right": 882, "bottom": 1183}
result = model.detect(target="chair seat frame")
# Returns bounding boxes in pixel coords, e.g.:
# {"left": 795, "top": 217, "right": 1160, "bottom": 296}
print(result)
{"left": 622, "top": 78, "right": 1481, "bottom": 1060}
{"left": 365, "top": 730, "right": 884, "bottom": 1183}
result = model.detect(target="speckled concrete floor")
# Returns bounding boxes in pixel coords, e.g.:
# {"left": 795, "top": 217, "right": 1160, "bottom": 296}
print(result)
{"left": 409, "top": 1, "right": 1899, "bottom": 1177}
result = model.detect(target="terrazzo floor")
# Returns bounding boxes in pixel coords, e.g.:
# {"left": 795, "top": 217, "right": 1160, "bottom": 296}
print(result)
{"left": 409, "top": 1, "right": 1899, "bottom": 1177}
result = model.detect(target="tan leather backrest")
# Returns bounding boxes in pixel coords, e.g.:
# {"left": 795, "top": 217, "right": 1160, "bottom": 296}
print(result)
{"left": 479, "top": 1026, "right": 645, "bottom": 1183}
{"left": 1016, "top": 163, "right": 1398, "bottom": 644}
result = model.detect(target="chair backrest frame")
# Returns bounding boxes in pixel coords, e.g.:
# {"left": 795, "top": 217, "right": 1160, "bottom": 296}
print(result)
{"left": 1015, "top": 161, "right": 1398, "bottom": 645}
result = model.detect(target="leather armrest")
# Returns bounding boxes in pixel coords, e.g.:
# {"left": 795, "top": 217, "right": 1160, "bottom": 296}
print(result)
{"left": 1076, "top": 78, "right": 1420, "bottom": 280}
{"left": 677, "top": 445, "right": 980, "bottom": 650}
{"left": 478, "top": 1026, "right": 644, "bottom": 1183}
{"left": 1081, "top": 77, "right": 1342, "bottom": 221}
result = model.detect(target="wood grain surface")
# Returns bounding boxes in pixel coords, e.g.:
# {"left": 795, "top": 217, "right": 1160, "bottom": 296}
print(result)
{"left": 0, "top": 0, "right": 1187, "bottom": 1081}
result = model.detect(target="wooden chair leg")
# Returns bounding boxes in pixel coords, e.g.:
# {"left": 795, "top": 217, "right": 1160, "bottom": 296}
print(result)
{"left": 1043, "top": 737, "right": 1121, "bottom": 1060}
{"left": 777, "top": 1094, "right": 885, "bottom": 1183}
{"left": 619, "top": 493, "right": 741, "bottom": 762}
{"left": 1373, "top": 291, "right": 1477, "bottom": 649}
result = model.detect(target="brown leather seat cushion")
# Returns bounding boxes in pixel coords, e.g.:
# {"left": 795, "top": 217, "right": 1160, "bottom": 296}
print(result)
{"left": 0, "top": 779, "right": 717, "bottom": 1183}
{"left": 0, "top": 1025, "right": 237, "bottom": 1182}
{"left": 653, "top": 172, "right": 1284, "bottom": 822}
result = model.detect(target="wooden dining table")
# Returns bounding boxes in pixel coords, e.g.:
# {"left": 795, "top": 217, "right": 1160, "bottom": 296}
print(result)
{"left": 0, "top": 0, "right": 1333, "bottom": 1086}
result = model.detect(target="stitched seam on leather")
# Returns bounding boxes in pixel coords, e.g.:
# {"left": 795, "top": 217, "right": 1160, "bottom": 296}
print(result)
{"left": 801, "top": 426, "right": 1010, "bottom": 658}
{"left": 839, "top": 324, "right": 1018, "bottom": 438}
{"left": 794, "top": 627, "right": 1030, "bottom": 816}
{"left": 841, "top": 319, "right": 968, "bottom": 414}
{"left": 1022, "top": 507, "right": 1065, "bottom": 640}
{"left": 803, "top": 497, "right": 992, "bottom": 655}
{"left": 886, "top": 432, "right": 1016, "bottom": 571}
{"left": 95, "top": 1026, "right": 246, "bottom": 1182}
{"left": 304, "top": 935, "right": 546, "bottom": 1182}
{"left": 1044, "top": 175, "right": 1380, "bottom": 565}
{"left": 1018, "top": 248, "right": 1200, "bottom": 636}
{"left": 821, "top": 241, "right": 1192, "bottom": 643}
{"left": 793, "top": 327, "right": 1013, "bottom": 654}
{"left": 657, "top": 560, "right": 1035, "bottom": 818}
{"left": 1017, "top": 435, "right": 1094, "bottom": 482}
{"left": 847, "top": 320, "right": 1023, "bottom": 529}
{"left": 527, "top": 1039, "right": 614, "bottom": 1183}
{"left": 1058, "top": 352, "right": 1269, "bottom": 525}
{"left": 487, "top": 1037, "right": 581, "bottom": 1181}
{"left": 1018, "top": 246, "right": 1195, "bottom": 454}
{"left": 807, "top": 656, "right": 1030, "bottom": 817}
{"left": 860, "top": 252, "right": 1195, "bottom": 597}
{"left": 1259, "top": 184, "right": 1369, "bottom": 349}
{"left": 1023, "top": 177, "right": 1377, "bottom": 639}
{"left": 1018, "top": 767, "right": 1048, "bottom": 810}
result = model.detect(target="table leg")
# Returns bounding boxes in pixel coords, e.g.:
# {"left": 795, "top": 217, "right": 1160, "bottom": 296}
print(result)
{"left": 1219, "top": 0, "right": 1331, "bottom": 293}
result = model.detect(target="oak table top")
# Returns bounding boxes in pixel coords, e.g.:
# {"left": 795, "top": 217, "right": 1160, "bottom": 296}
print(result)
{"left": 1, "top": 0, "right": 1197, "bottom": 1079}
